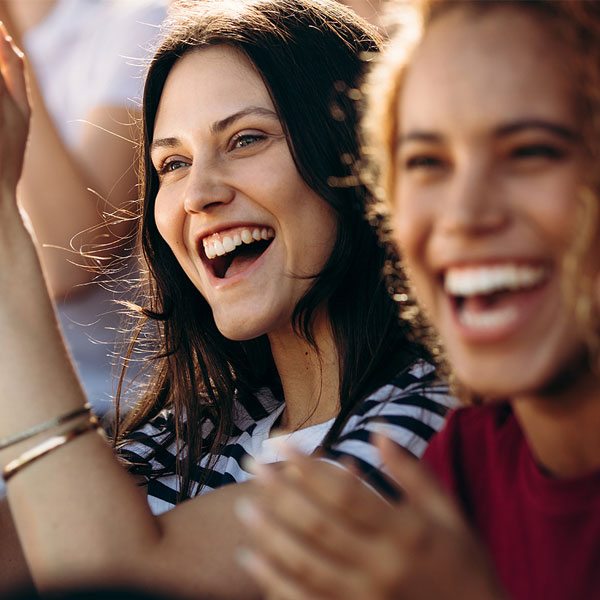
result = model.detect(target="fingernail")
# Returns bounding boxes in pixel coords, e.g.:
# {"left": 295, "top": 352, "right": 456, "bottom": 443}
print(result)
{"left": 234, "top": 497, "right": 262, "bottom": 526}
{"left": 241, "top": 454, "right": 259, "bottom": 474}
{"left": 270, "top": 436, "right": 297, "bottom": 458}
{"left": 236, "top": 547, "right": 258, "bottom": 571}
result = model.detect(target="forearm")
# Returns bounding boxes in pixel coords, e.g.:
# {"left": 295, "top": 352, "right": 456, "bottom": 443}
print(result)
{"left": 18, "top": 77, "right": 138, "bottom": 298}
{"left": 0, "top": 217, "right": 259, "bottom": 597}
{"left": 2, "top": 2, "right": 137, "bottom": 298}
{"left": 0, "top": 196, "right": 155, "bottom": 591}
{"left": 0, "top": 497, "right": 35, "bottom": 595}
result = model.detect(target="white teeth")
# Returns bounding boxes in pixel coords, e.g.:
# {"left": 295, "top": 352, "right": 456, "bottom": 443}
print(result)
{"left": 202, "top": 226, "right": 275, "bottom": 260}
{"left": 459, "top": 305, "right": 518, "bottom": 330}
{"left": 445, "top": 264, "right": 547, "bottom": 297}
{"left": 223, "top": 236, "right": 235, "bottom": 253}
{"left": 214, "top": 240, "right": 226, "bottom": 256}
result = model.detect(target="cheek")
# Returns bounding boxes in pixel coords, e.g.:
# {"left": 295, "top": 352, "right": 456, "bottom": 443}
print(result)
{"left": 391, "top": 183, "right": 427, "bottom": 266}
{"left": 391, "top": 187, "right": 438, "bottom": 309}
{"left": 519, "top": 167, "right": 585, "bottom": 247}
{"left": 154, "top": 193, "right": 186, "bottom": 254}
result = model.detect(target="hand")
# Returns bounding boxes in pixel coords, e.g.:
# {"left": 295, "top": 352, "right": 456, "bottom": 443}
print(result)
{"left": 236, "top": 437, "right": 508, "bottom": 600}
{"left": 0, "top": 21, "right": 30, "bottom": 193}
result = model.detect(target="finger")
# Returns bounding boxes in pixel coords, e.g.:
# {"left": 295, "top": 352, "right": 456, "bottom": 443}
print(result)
{"left": 263, "top": 444, "right": 390, "bottom": 531}
{"left": 376, "top": 434, "right": 462, "bottom": 527}
{"left": 237, "top": 497, "right": 366, "bottom": 596}
{"left": 237, "top": 547, "right": 335, "bottom": 600}
{"left": 0, "top": 22, "right": 29, "bottom": 119}
{"left": 243, "top": 468, "right": 379, "bottom": 566}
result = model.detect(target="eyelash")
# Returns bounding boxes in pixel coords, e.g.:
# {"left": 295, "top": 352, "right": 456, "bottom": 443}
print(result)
{"left": 402, "top": 143, "right": 566, "bottom": 170}
{"left": 154, "top": 131, "right": 270, "bottom": 176}
{"left": 404, "top": 155, "right": 444, "bottom": 170}
{"left": 510, "top": 144, "right": 565, "bottom": 160}
{"left": 156, "top": 158, "right": 188, "bottom": 177}
{"left": 229, "top": 132, "right": 267, "bottom": 150}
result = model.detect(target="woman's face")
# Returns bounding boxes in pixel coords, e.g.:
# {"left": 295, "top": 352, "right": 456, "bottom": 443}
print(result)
{"left": 392, "top": 7, "right": 595, "bottom": 398}
{"left": 151, "top": 46, "right": 337, "bottom": 341}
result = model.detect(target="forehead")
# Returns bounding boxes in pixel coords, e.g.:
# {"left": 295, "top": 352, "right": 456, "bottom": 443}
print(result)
{"left": 153, "top": 45, "right": 274, "bottom": 137}
{"left": 399, "top": 7, "right": 576, "bottom": 132}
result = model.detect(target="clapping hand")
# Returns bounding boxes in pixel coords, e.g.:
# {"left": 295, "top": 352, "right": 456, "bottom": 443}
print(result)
{"left": 237, "top": 436, "right": 508, "bottom": 600}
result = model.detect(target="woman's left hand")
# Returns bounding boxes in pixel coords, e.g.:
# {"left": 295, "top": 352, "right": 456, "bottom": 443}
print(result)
{"left": 0, "top": 21, "right": 30, "bottom": 194}
{"left": 237, "top": 437, "right": 508, "bottom": 600}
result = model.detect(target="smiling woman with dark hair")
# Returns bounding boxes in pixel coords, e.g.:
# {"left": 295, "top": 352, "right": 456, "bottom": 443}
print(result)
{"left": 0, "top": 0, "right": 451, "bottom": 597}
{"left": 113, "top": 0, "right": 451, "bottom": 512}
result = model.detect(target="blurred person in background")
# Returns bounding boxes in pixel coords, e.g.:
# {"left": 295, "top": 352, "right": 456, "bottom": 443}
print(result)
{"left": 239, "top": 2, "right": 600, "bottom": 599}
{"left": 0, "top": 0, "right": 168, "bottom": 417}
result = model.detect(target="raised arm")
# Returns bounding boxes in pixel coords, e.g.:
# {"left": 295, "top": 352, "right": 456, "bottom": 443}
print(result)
{"left": 17, "top": 79, "right": 140, "bottom": 299}
{"left": 0, "top": 23, "right": 264, "bottom": 600}
{"left": 0, "top": 3, "right": 140, "bottom": 300}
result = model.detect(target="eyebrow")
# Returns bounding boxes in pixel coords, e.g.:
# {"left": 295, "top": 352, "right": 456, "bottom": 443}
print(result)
{"left": 150, "top": 106, "right": 279, "bottom": 154}
{"left": 211, "top": 106, "right": 278, "bottom": 134}
{"left": 396, "top": 118, "right": 579, "bottom": 148}
{"left": 494, "top": 119, "right": 579, "bottom": 140}
{"left": 396, "top": 131, "right": 442, "bottom": 147}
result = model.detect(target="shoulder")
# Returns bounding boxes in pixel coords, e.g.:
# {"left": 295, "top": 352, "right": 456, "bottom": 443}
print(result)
{"left": 116, "top": 409, "right": 180, "bottom": 477}
{"left": 117, "top": 388, "right": 283, "bottom": 481}
{"left": 422, "top": 402, "right": 515, "bottom": 494}
{"left": 321, "top": 359, "right": 456, "bottom": 498}
{"left": 344, "top": 359, "right": 457, "bottom": 457}
{"left": 424, "top": 402, "right": 514, "bottom": 457}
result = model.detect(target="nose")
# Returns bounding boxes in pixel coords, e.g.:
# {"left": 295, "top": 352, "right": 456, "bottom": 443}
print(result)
{"left": 439, "top": 156, "right": 508, "bottom": 236}
{"left": 183, "top": 159, "right": 235, "bottom": 214}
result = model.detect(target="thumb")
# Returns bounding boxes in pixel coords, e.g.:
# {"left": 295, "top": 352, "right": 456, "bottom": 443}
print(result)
{"left": 376, "top": 433, "right": 463, "bottom": 528}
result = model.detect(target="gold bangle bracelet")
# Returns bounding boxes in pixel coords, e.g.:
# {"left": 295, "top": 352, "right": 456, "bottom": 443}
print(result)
{"left": 2, "top": 418, "right": 101, "bottom": 483}
{"left": 0, "top": 404, "right": 92, "bottom": 451}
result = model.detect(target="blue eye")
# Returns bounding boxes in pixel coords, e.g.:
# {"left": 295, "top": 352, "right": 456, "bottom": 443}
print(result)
{"left": 157, "top": 159, "right": 188, "bottom": 177}
{"left": 231, "top": 133, "right": 266, "bottom": 149}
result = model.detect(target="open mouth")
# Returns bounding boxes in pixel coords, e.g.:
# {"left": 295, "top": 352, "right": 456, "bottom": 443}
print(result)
{"left": 202, "top": 226, "right": 275, "bottom": 279}
{"left": 444, "top": 263, "right": 550, "bottom": 330}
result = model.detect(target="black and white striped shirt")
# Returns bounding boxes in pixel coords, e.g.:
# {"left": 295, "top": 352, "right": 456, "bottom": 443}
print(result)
{"left": 120, "top": 360, "right": 454, "bottom": 514}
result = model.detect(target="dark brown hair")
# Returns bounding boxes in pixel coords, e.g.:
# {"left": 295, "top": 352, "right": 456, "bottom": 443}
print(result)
{"left": 117, "top": 0, "right": 429, "bottom": 499}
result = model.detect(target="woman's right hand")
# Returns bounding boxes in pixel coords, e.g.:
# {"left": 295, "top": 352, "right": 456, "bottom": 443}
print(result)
{"left": 238, "top": 437, "right": 509, "bottom": 600}
{"left": 0, "top": 21, "right": 29, "bottom": 194}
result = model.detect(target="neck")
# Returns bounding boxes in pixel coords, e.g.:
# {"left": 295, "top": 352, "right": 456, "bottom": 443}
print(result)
{"left": 268, "top": 311, "right": 340, "bottom": 433}
{"left": 512, "top": 361, "right": 600, "bottom": 478}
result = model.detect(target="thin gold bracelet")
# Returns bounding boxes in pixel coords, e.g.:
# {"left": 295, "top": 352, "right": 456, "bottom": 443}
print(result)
{"left": 2, "top": 417, "right": 101, "bottom": 482}
{"left": 0, "top": 404, "right": 92, "bottom": 451}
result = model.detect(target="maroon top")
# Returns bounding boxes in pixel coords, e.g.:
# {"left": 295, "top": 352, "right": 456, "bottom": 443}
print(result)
{"left": 423, "top": 403, "right": 600, "bottom": 600}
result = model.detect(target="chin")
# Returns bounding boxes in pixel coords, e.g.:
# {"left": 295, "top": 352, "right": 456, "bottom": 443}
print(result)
{"left": 216, "top": 325, "right": 263, "bottom": 342}
{"left": 455, "top": 348, "right": 590, "bottom": 402}
{"left": 213, "top": 316, "right": 273, "bottom": 342}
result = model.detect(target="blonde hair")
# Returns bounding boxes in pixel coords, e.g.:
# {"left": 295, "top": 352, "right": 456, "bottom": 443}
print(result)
{"left": 362, "top": 0, "right": 600, "bottom": 395}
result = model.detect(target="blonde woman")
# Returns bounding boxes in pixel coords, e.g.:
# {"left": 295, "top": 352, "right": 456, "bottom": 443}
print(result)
{"left": 240, "top": 2, "right": 600, "bottom": 599}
